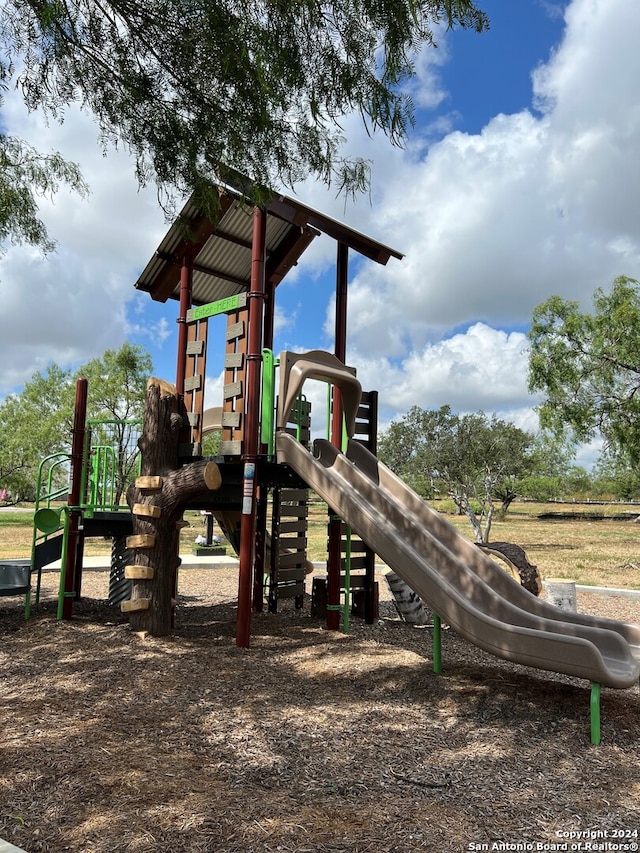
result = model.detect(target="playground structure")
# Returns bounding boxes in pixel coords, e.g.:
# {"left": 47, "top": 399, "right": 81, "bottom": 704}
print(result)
{"left": 4, "top": 180, "right": 638, "bottom": 744}
{"left": 127, "top": 184, "right": 400, "bottom": 642}
{"left": 3, "top": 184, "right": 394, "bottom": 634}
{"left": 26, "top": 391, "right": 140, "bottom": 620}
{"left": 128, "top": 181, "right": 639, "bottom": 742}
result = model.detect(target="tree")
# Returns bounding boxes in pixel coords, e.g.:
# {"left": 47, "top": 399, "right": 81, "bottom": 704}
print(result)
{"left": 592, "top": 453, "right": 640, "bottom": 501}
{"left": 79, "top": 343, "right": 152, "bottom": 504}
{"left": 0, "top": 0, "right": 489, "bottom": 234}
{"left": 0, "top": 343, "right": 151, "bottom": 503}
{"left": 0, "top": 363, "right": 75, "bottom": 501}
{"left": 516, "top": 432, "right": 577, "bottom": 502}
{"left": 378, "top": 405, "right": 535, "bottom": 542}
{"left": 0, "top": 17, "right": 86, "bottom": 257}
{"left": 125, "top": 379, "right": 221, "bottom": 636}
{"left": 0, "top": 135, "right": 89, "bottom": 255}
{"left": 528, "top": 276, "right": 640, "bottom": 466}
{"left": 377, "top": 405, "right": 450, "bottom": 497}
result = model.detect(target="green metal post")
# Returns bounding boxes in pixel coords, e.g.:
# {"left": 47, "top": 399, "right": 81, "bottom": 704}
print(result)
{"left": 590, "top": 682, "right": 601, "bottom": 745}
{"left": 261, "top": 348, "right": 276, "bottom": 455}
{"left": 432, "top": 613, "right": 442, "bottom": 674}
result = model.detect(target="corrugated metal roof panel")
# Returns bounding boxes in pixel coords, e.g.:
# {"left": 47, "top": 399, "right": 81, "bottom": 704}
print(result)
{"left": 134, "top": 185, "right": 403, "bottom": 305}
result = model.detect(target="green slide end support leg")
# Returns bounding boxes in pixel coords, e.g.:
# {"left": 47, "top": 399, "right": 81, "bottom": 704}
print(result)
{"left": 590, "top": 682, "right": 601, "bottom": 745}
{"left": 432, "top": 613, "right": 442, "bottom": 674}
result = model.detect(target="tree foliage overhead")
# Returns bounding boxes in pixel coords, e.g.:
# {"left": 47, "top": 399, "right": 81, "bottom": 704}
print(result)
{"left": 0, "top": 0, "right": 488, "bottom": 234}
{"left": 528, "top": 276, "right": 640, "bottom": 466}
{"left": 378, "top": 405, "right": 534, "bottom": 543}
{"left": 0, "top": 135, "right": 88, "bottom": 253}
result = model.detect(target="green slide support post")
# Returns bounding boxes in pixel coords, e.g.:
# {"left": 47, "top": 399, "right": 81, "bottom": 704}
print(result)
{"left": 432, "top": 613, "right": 442, "bottom": 674}
{"left": 590, "top": 682, "right": 601, "bottom": 745}
{"left": 33, "top": 506, "right": 71, "bottom": 620}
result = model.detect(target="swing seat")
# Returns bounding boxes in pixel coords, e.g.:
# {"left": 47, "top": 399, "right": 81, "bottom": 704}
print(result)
{"left": 0, "top": 560, "right": 32, "bottom": 619}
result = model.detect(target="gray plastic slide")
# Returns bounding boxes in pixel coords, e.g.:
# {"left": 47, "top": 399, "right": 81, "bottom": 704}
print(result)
{"left": 276, "top": 432, "right": 640, "bottom": 689}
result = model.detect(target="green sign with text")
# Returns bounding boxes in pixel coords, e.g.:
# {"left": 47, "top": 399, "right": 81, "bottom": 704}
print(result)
{"left": 187, "top": 293, "right": 247, "bottom": 322}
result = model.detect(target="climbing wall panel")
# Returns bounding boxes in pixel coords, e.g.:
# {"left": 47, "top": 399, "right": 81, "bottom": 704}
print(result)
{"left": 179, "top": 317, "right": 208, "bottom": 459}
{"left": 221, "top": 303, "right": 248, "bottom": 456}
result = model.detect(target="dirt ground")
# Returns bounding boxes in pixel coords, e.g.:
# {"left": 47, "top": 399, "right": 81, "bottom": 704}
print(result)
{"left": 1, "top": 565, "right": 639, "bottom": 853}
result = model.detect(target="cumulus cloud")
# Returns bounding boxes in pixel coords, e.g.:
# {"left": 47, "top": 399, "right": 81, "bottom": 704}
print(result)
{"left": 4, "top": 0, "right": 640, "bottom": 469}
{"left": 0, "top": 97, "right": 167, "bottom": 394}
{"left": 281, "top": 0, "right": 640, "bottom": 446}
{"left": 362, "top": 324, "right": 531, "bottom": 411}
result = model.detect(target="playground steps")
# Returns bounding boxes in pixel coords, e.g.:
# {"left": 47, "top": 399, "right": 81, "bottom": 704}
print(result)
{"left": 348, "top": 390, "right": 379, "bottom": 624}
{"left": 270, "top": 487, "right": 309, "bottom": 610}
{"left": 268, "top": 398, "right": 312, "bottom": 613}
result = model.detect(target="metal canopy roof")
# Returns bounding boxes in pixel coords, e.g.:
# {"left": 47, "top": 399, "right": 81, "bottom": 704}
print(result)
{"left": 134, "top": 186, "right": 403, "bottom": 306}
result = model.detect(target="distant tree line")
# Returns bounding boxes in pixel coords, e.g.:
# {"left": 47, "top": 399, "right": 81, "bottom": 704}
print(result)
{"left": 377, "top": 403, "right": 640, "bottom": 544}
{"left": 0, "top": 342, "right": 223, "bottom": 505}
{"left": 0, "top": 343, "right": 151, "bottom": 504}
{"left": 378, "top": 276, "right": 640, "bottom": 543}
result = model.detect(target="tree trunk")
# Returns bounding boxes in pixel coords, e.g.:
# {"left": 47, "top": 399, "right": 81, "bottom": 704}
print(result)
{"left": 460, "top": 501, "right": 483, "bottom": 543}
{"left": 124, "top": 379, "right": 222, "bottom": 635}
{"left": 483, "top": 504, "right": 494, "bottom": 543}
{"left": 476, "top": 541, "right": 543, "bottom": 596}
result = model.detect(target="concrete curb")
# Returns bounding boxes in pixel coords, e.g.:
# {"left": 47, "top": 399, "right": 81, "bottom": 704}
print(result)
{"left": 42, "top": 554, "right": 240, "bottom": 572}
{"left": 0, "top": 839, "right": 28, "bottom": 853}
{"left": 575, "top": 584, "right": 640, "bottom": 600}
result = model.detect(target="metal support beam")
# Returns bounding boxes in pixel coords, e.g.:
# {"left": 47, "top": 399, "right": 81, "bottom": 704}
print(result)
{"left": 62, "top": 378, "right": 88, "bottom": 619}
{"left": 236, "top": 206, "right": 267, "bottom": 648}
{"left": 176, "top": 254, "right": 193, "bottom": 396}
{"left": 327, "top": 242, "right": 349, "bottom": 630}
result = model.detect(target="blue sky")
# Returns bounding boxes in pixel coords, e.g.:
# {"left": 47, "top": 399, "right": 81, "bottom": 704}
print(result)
{"left": 2, "top": 0, "right": 639, "bottom": 464}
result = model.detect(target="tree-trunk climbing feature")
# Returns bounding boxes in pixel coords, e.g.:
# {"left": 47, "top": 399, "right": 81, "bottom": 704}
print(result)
{"left": 124, "top": 378, "right": 222, "bottom": 636}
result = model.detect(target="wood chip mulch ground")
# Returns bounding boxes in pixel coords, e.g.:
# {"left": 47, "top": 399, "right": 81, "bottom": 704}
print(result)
{"left": 1, "top": 566, "right": 639, "bottom": 853}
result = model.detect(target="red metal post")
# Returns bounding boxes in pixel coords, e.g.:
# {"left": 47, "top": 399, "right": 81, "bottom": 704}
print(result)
{"left": 62, "top": 377, "right": 88, "bottom": 619}
{"left": 236, "top": 206, "right": 267, "bottom": 647}
{"left": 263, "top": 277, "right": 275, "bottom": 352}
{"left": 176, "top": 254, "right": 193, "bottom": 396}
{"left": 327, "top": 242, "right": 349, "bottom": 630}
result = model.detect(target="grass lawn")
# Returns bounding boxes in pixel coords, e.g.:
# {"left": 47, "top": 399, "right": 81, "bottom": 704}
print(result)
{"left": 2, "top": 497, "right": 640, "bottom": 590}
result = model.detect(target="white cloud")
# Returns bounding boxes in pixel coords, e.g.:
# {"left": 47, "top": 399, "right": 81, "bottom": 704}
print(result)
{"left": 285, "top": 0, "right": 640, "bottom": 452}
{"left": 3, "top": 0, "right": 639, "bottom": 475}
{"left": 0, "top": 96, "right": 167, "bottom": 394}
{"left": 351, "top": 323, "right": 533, "bottom": 414}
